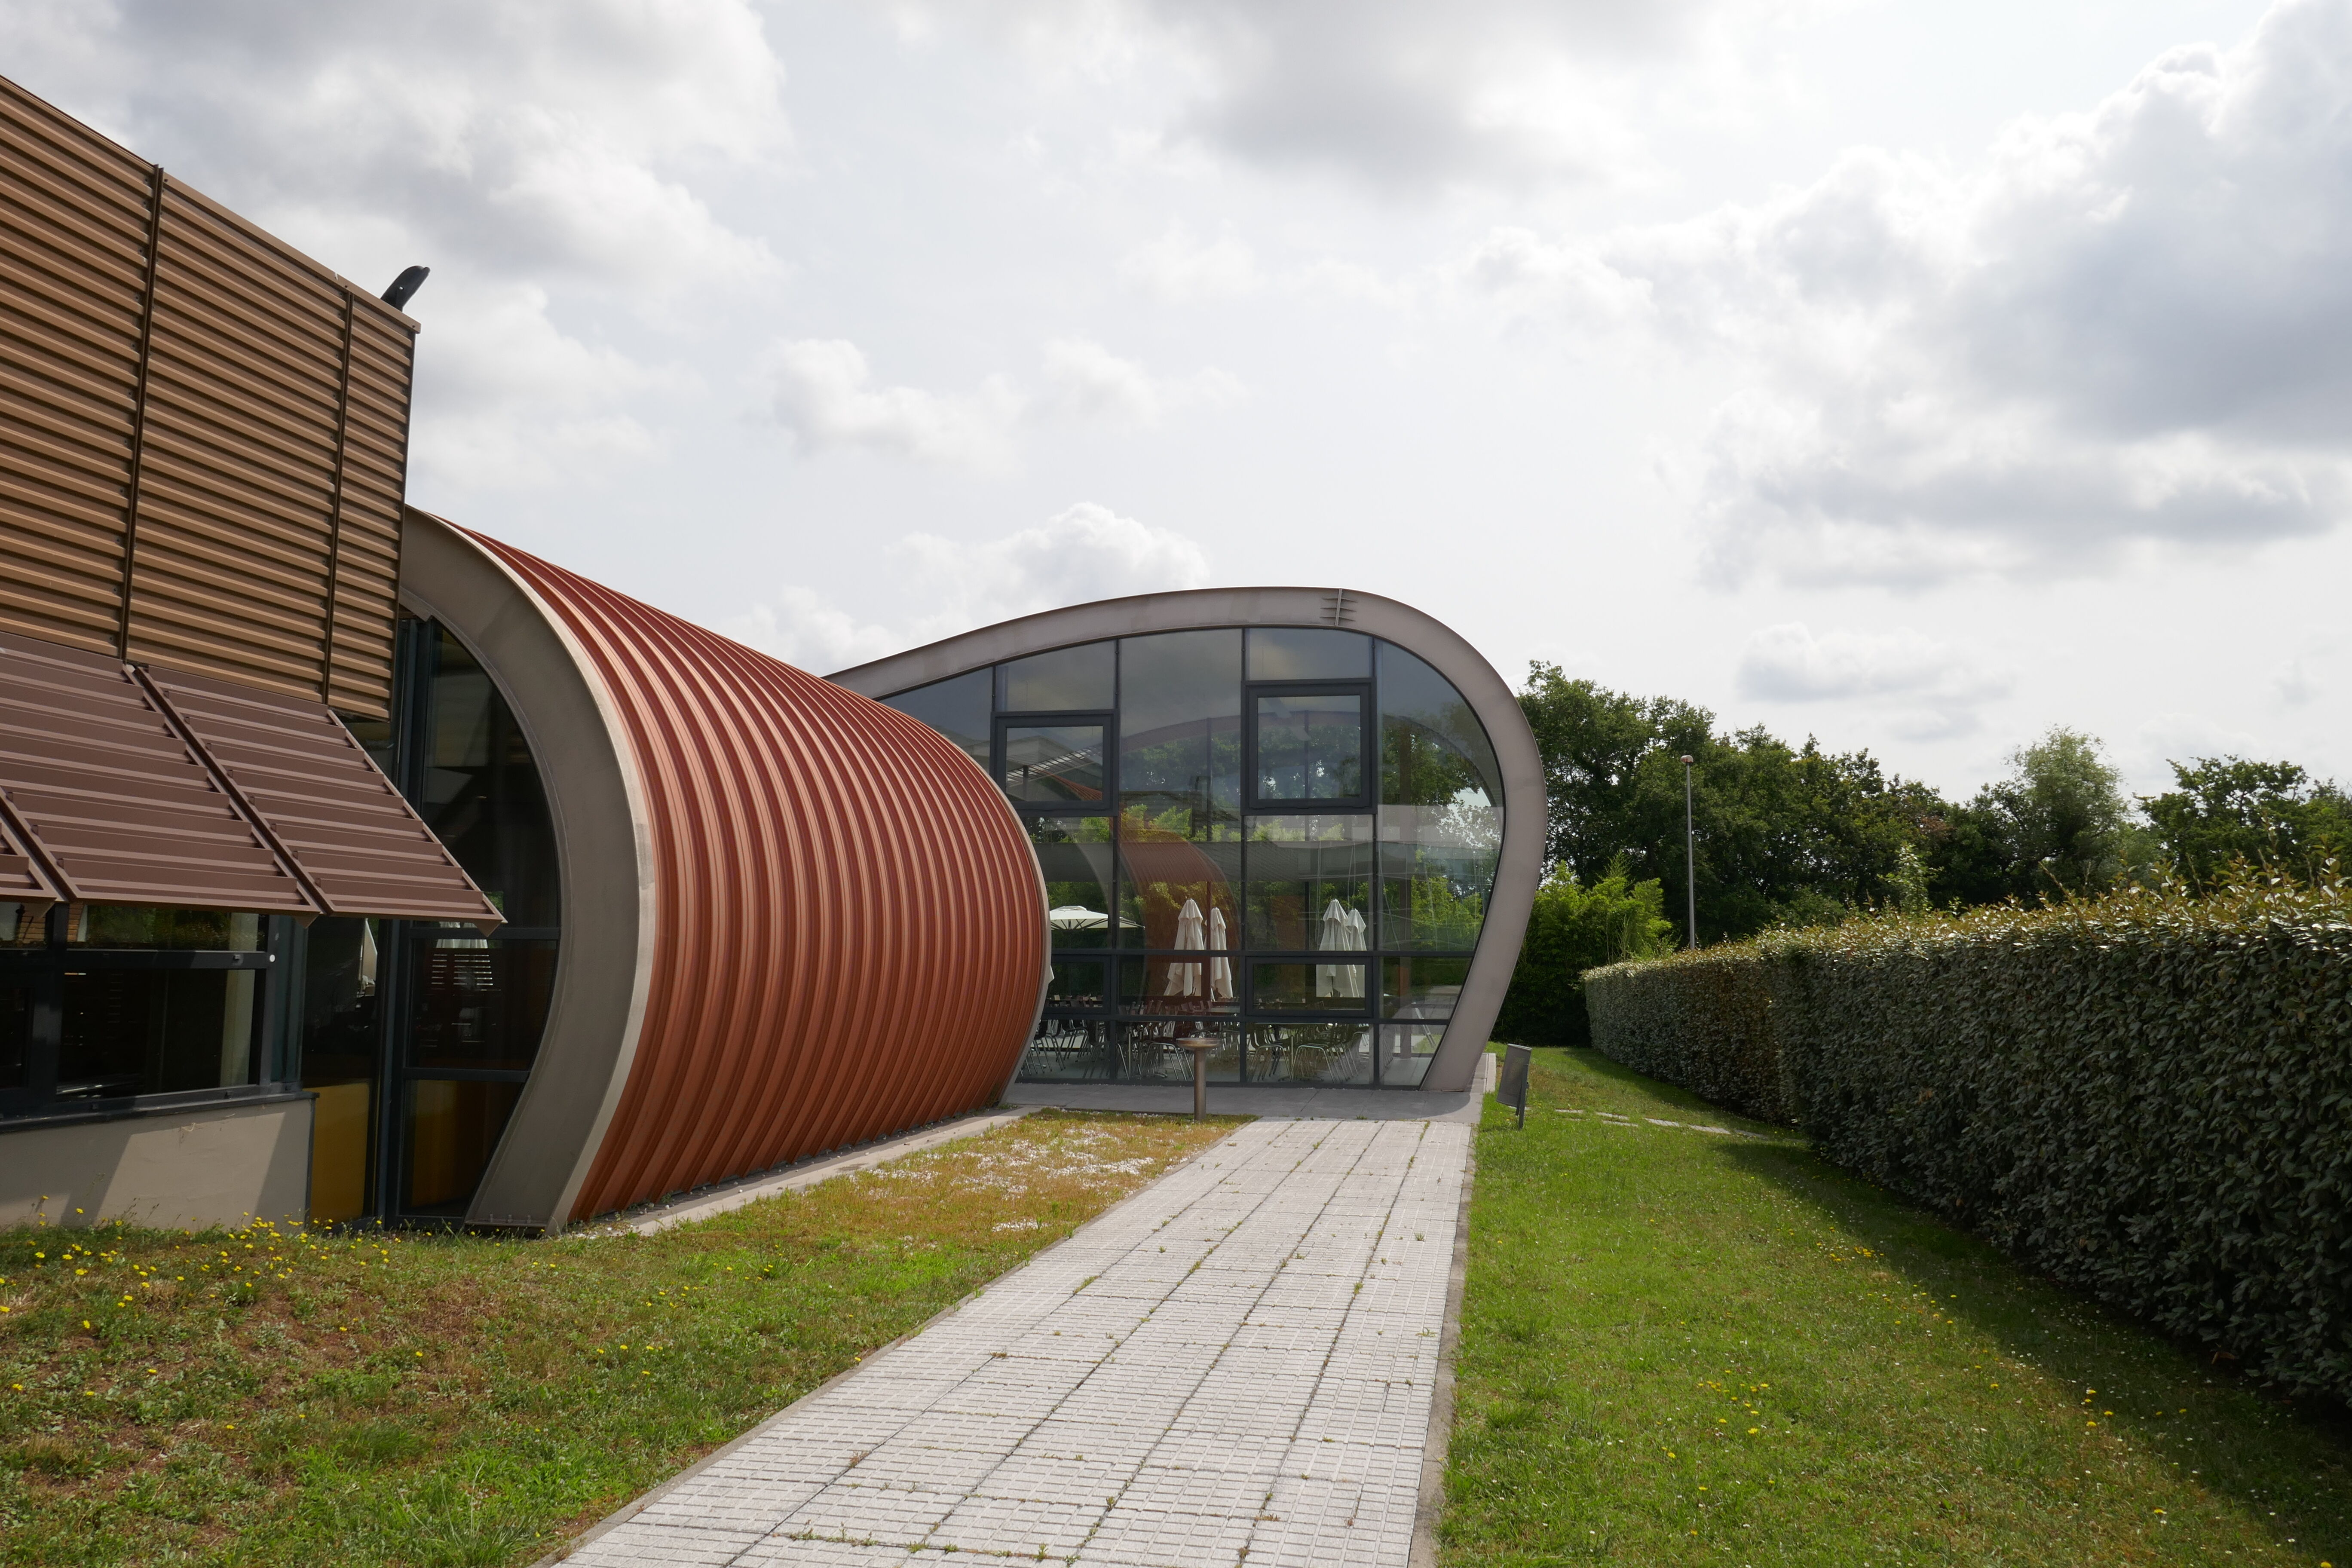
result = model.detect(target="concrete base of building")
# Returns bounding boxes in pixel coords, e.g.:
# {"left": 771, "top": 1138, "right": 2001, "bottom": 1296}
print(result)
{"left": 1004, "top": 1052, "right": 1495, "bottom": 1127}
{"left": 0, "top": 1094, "right": 312, "bottom": 1231}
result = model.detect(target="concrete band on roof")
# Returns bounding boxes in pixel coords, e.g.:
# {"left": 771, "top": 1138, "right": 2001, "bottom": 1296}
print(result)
{"left": 827, "top": 586, "right": 1546, "bottom": 1095}
{"left": 397, "top": 511, "right": 654, "bottom": 1231}
{"left": 399, "top": 510, "right": 1050, "bottom": 1231}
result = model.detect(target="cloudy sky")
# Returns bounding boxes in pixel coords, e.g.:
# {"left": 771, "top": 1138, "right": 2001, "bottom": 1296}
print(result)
{"left": 13, "top": 0, "right": 2348, "bottom": 798}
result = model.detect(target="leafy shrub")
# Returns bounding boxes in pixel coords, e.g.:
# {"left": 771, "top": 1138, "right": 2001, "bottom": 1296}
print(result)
{"left": 1584, "top": 877, "right": 2352, "bottom": 1401}
{"left": 1494, "top": 861, "right": 1675, "bottom": 1046}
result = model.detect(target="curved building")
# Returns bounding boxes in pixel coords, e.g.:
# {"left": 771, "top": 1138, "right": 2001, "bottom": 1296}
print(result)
{"left": 830, "top": 590, "right": 1544, "bottom": 1095}
{"left": 313, "top": 513, "right": 1048, "bottom": 1230}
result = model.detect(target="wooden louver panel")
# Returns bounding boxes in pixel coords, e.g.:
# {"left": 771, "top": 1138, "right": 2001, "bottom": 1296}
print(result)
{"left": 0, "top": 628, "right": 316, "bottom": 914}
{"left": 145, "top": 665, "right": 502, "bottom": 931}
{"left": 0, "top": 74, "right": 420, "bottom": 720}
{"left": 0, "top": 78, "right": 150, "bottom": 658}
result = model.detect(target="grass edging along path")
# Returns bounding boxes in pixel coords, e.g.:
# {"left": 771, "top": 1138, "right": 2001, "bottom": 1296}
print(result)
{"left": 1443, "top": 1049, "right": 2350, "bottom": 1566}
{"left": 0, "top": 1109, "right": 1242, "bottom": 1567}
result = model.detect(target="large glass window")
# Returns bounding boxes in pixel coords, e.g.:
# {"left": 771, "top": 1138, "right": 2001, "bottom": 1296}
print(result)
{"left": 0, "top": 903, "right": 285, "bottom": 1118}
{"left": 1119, "top": 630, "right": 1241, "bottom": 840}
{"left": 1248, "top": 628, "right": 1369, "bottom": 681}
{"left": 1000, "top": 643, "right": 1114, "bottom": 710}
{"left": 1252, "top": 692, "right": 1366, "bottom": 805}
{"left": 420, "top": 628, "right": 560, "bottom": 929}
{"left": 1032, "top": 816, "right": 1118, "bottom": 948}
{"left": 895, "top": 625, "right": 1501, "bottom": 1086}
{"left": 1000, "top": 723, "right": 1107, "bottom": 805}
{"left": 882, "top": 670, "right": 990, "bottom": 774}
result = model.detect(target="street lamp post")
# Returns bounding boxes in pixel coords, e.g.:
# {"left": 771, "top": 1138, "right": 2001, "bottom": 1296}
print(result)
{"left": 1681, "top": 754, "right": 1698, "bottom": 949}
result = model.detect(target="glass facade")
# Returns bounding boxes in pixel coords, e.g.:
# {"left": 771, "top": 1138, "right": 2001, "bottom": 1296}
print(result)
{"left": 884, "top": 627, "right": 1501, "bottom": 1087}
{"left": 300, "top": 617, "right": 561, "bottom": 1222}
{"left": 0, "top": 903, "right": 287, "bottom": 1117}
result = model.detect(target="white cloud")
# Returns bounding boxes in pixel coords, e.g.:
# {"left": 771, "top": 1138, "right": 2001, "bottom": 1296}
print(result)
{"left": 1474, "top": 0, "right": 2352, "bottom": 584}
{"left": 896, "top": 0, "right": 1814, "bottom": 195}
{"left": 1040, "top": 339, "right": 1244, "bottom": 425}
{"left": 768, "top": 340, "right": 1026, "bottom": 471}
{"left": 1118, "top": 225, "right": 1264, "bottom": 302}
{"left": 768, "top": 339, "right": 1240, "bottom": 469}
{"left": 1736, "top": 622, "right": 2014, "bottom": 739}
{"left": 2272, "top": 657, "right": 2320, "bottom": 707}
{"left": 728, "top": 503, "right": 1213, "bottom": 671}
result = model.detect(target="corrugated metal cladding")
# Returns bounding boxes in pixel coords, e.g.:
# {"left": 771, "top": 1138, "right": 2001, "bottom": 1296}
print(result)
{"left": 0, "top": 627, "right": 501, "bottom": 926}
{"left": 466, "top": 532, "right": 1047, "bottom": 1222}
{"left": 0, "top": 75, "right": 416, "bottom": 720}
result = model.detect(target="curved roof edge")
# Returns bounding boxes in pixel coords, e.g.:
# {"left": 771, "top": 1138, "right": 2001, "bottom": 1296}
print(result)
{"left": 828, "top": 585, "right": 1546, "bottom": 1094}
{"left": 398, "top": 509, "right": 658, "bottom": 1231}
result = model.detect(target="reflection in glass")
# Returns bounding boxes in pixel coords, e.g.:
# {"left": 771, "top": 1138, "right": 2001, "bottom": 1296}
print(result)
{"left": 423, "top": 629, "right": 560, "bottom": 928}
{"left": 1119, "top": 1019, "right": 1240, "bottom": 1083}
{"left": 1378, "top": 803, "right": 1498, "bottom": 951}
{"left": 1244, "top": 815, "right": 1372, "bottom": 952}
{"left": 1118, "top": 953, "right": 1239, "bottom": 1015}
{"left": 882, "top": 670, "right": 991, "bottom": 774}
{"left": 1021, "top": 1016, "right": 1116, "bottom": 1081}
{"left": 1117, "top": 826, "right": 1239, "bottom": 953}
{"left": 301, "top": 916, "right": 381, "bottom": 1222}
{"left": 1000, "top": 642, "right": 1114, "bottom": 711}
{"left": 1119, "top": 629, "right": 1241, "bottom": 839}
{"left": 1379, "top": 1024, "right": 1444, "bottom": 1087}
{"left": 1247, "top": 627, "right": 1369, "bottom": 681}
{"left": 1030, "top": 816, "right": 1119, "bottom": 948}
{"left": 406, "top": 937, "right": 557, "bottom": 1073}
{"left": 0, "top": 985, "right": 27, "bottom": 1089}
{"left": 1001, "top": 725, "right": 1106, "bottom": 804}
{"left": 1044, "top": 959, "right": 1106, "bottom": 1009}
{"left": 68, "top": 906, "right": 263, "bottom": 949}
{"left": 403, "top": 1078, "right": 523, "bottom": 1214}
{"left": 1254, "top": 693, "right": 1363, "bottom": 802}
{"left": 1251, "top": 960, "right": 1370, "bottom": 1013}
{"left": 0, "top": 903, "right": 40, "bottom": 945}
{"left": 58, "top": 968, "right": 260, "bottom": 1099}
{"left": 1378, "top": 641, "right": 1502, "bottom": 809}
{"left": 1382, "top": 956, "right": 1469, "bottom": 1019}
{"left": 1246, "top": 1024, "right": 1372, "bottom": 1084}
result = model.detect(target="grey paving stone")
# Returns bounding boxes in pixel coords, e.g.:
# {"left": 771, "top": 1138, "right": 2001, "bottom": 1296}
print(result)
{"left": 562, "top": 1118, "right": 1471, "bottom": 1568}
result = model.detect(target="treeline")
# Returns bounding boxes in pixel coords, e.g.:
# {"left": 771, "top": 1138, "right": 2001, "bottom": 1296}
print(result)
{"left": 1495, "top": 662, "right": 2352, "bottom": 1044}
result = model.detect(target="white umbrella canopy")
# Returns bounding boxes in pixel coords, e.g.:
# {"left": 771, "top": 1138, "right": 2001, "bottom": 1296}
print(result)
{"left": 1317, "top": 897, "right": 1366, "bottom": 998}
{"left": 1164, "top": 896, "right": 1207, "bottom": 997}
{"left": 1208, "top": 905, "right": 1234, "bottom": 1002}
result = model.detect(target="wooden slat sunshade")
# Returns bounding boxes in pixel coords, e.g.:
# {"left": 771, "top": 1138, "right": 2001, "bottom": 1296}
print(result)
{"left": 0, "top": 628, "right": 501, "bottom": 930}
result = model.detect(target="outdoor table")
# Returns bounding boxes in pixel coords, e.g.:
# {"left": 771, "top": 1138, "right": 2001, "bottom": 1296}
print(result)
{"left": 1175, "top": 1036, "right": 1219, "bottom": 1120}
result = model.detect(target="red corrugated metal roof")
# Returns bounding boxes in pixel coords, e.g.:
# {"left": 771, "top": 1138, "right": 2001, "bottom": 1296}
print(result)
{"left": 463, "top": 531, "right": 1046, "bottom": 1222}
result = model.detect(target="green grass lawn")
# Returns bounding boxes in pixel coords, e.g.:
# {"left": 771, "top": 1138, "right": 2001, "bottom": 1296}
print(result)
{"left": 1444, "top": 1048, "right": 2351, "bottom": 1566}
{"left": 0, "top": 1109, "right": 1240, "bottom": 1566}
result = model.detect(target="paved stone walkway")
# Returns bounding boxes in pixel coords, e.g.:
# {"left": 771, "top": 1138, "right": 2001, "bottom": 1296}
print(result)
{"left": 566, "top": 1117, "right": 1473, "bottom": 1567}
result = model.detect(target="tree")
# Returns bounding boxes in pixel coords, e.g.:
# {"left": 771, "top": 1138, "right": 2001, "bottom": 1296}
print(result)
{"left": 1995, "top": 728, "right": 2132, "bottom": 897}
{"left": 2141, "top": 756, "right": 2352, "bottom": 886}
{"left": 1493, "top": 859, "right": 1675, "bottom": 1045}
{"left": 1517, "top": 665, "right": 1951, "bottom": 943}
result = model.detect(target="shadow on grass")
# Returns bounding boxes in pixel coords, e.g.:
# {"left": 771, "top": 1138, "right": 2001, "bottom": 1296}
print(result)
{"left": 1540, "top": 1046, "right": 2352, "bottom": 1560}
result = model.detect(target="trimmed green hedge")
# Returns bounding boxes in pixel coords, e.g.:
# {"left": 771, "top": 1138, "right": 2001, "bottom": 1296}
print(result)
{"left": 1584, "top": 881, "right": 2352, "bottom": 1401}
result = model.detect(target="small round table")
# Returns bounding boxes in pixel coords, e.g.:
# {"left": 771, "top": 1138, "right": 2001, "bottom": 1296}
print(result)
{"left": 1175, "top": 1036, "right": 1219, "bottom": 1120}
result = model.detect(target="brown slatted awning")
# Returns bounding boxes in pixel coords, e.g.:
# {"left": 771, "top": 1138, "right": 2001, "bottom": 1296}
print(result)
{"left": 0, "top": 628, "right": 317, "bottom": 913}
{"left": 0, "top": 806, "right": 63, "bottom": 919}
{"left": 144, "top": 665, "right": 502, "bottom": 933}
{"left": 0, "top": 628, "right": 502, "bottom": 930}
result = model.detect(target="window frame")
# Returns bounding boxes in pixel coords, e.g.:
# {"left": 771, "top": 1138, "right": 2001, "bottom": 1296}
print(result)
{"left": 993, "top": 709, "right": 1117, "bottom": 815}
{"left": 0, "top": 903, "right": 297, "bottom": 1123}
{"left": 1243, "top": 679, "right": 1375, "bottom": 813}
